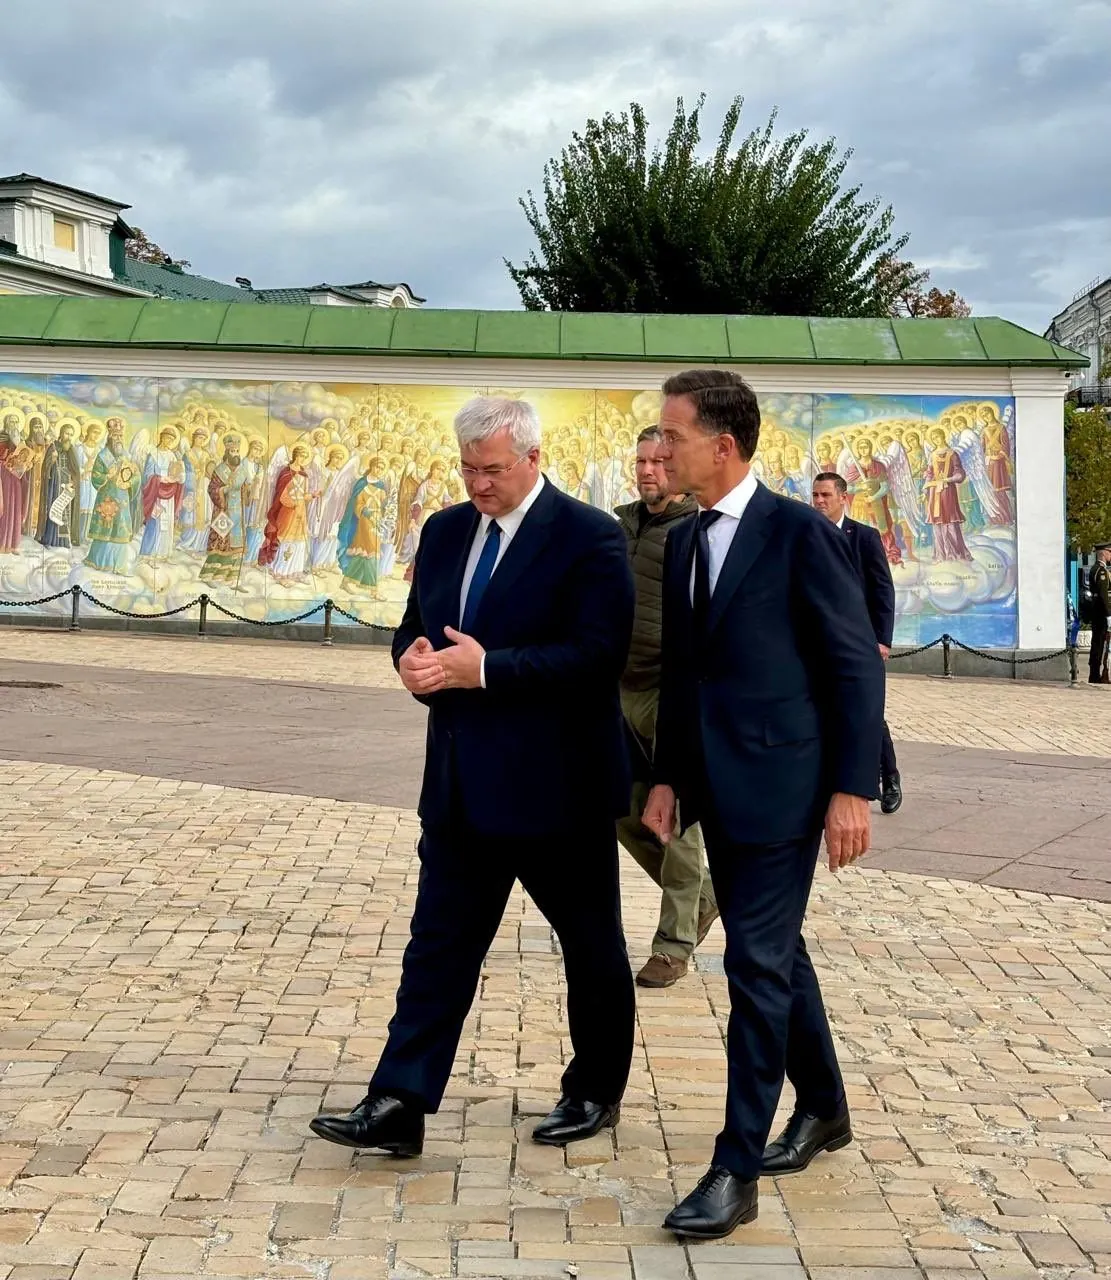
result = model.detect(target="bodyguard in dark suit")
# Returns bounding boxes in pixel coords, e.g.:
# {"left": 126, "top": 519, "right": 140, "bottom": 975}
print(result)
{"left": 310, "top": 396, "right": 636, "bottom": 1157}
{"left": 643, "top": 370, "right": 885, "bottom": 1239}
{"left": 812, "top": 472, "right": 902, "bottom": 814}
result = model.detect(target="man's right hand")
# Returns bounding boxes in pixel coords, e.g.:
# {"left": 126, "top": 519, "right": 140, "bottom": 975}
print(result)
{"left": 643, "top": 784, "right": 677, "bottom": 845}
{"left": 398, "top": 637, "right": 446, "bottom": 695}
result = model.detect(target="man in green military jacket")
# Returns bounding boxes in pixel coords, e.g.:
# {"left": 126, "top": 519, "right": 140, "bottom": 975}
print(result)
{"left": 615, "top": 427, "right": 718, "bottom": 988}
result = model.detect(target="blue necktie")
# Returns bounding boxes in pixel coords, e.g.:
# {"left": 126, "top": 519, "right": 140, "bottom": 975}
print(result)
{"left": 461, "top": 520, "right": 501, "bottom": 632}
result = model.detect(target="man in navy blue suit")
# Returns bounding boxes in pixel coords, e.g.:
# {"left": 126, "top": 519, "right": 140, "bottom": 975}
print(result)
{"left": 310, "top": 396, "right": 636, "bottom": 1157}
{"left": 643, "top": 370, "right": 885, "bottom": 1239}
{"left": 812, "top": 472, "right": 902, "bottom": 813}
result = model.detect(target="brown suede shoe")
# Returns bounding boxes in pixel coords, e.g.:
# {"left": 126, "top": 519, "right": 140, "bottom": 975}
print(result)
{"left": 636, "top": 953, "right": 688, "bottom": 988}
{"left": 696, "top": 904, "right": 720, "bottom": 946}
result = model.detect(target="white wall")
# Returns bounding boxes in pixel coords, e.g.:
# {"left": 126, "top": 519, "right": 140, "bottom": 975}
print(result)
{"left": 1013, "top": 374, "right": 1068, "bottom": 649}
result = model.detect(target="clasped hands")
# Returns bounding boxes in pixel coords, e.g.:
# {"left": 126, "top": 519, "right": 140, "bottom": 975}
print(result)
{"left": 642, "top": 785, "right": 872, "bottom": 874}
{"left": 398, "top": 629, "right": 485, "bottom": 694}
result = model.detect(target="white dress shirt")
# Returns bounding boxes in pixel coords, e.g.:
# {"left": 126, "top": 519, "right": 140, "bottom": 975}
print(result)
{"left": 459, "top": 472, "right": 545, "bottom": 687}
{"left": 690, "top": 470, "right": 759, "bottom": 602}
{"left": 835, "top": 512, "right": 846, "bottom": 530}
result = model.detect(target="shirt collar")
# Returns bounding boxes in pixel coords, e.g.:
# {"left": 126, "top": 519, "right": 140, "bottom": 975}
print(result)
{"left": 700, "top": 469, "right": 758, "bottom": 520}
{"left": 479, "top": 472, "right": 544, "bottom": 537}
{"left": 836, "top": 513, "right": 846, "bottom": 529}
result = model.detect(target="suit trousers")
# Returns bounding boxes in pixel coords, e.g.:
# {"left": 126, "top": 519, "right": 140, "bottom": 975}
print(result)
{"left": 701, "top": 816, "right": 845, "bottom": 1180}
{"left": 880, "top": 720, "right": 897, "bottom": 779}
{"left": 1089, "top": 621, "right": 1110, "bottom": 684}
{"left": 616, "top": 686, "right": 717, "bottom": 959}
{"left": 370, "top": 821, "right": 635, "bottom": 1112}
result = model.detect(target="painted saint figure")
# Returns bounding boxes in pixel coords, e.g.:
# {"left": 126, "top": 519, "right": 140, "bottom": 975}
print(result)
{"left": 979, "top": 405, "right": 1014, "bottom": 525}
{"left": 84, "top": 424, "right": 143, "bottom": 575}
{"left": 139, "top": 427, "right": 186, "bottom": 561}
{"left": 77, "top": 422, "right": 106, "bottom": 540}
{"left": 923, "top": 427, "right": 973, "bottom": 562}
{"left": 199, "top": 434, "right": 252, "bottom": 585}
{"left": 0, "top": 413, "right": 31, "bottom": 554}
{"left": 843, "top": 437, "right": 903, "bottom": 566}
{"left": 36, "top": 421, "right": 82, "bottom": 548}
{"left": 177, "top": 428, "right": 215, "bottom": 555}
{"left": 243, "top": 437, "right": 268, "bottom": 565}
{"left": 337, "top": 461, "right": 388, "bottom": 592}
{"left": 20, "top": 419, "right": 49, "bottom": 539}
{"left": 259, "top": 444, "right": 318, "bottom": 585}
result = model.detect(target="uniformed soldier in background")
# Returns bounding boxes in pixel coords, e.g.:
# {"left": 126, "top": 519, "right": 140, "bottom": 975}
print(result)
{"left": 1089, "top": 543, "right": 1111, "bottom": 684}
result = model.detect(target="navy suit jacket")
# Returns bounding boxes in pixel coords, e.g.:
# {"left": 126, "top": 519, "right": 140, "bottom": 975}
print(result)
{"left": 655, "top": 483, "right": 885, "bottom": 846}
{"left": 392, "top": 479, "right": 635, "bottom": 839}
{"left": 841, "top": 517, "right": 896, "bottom": 648}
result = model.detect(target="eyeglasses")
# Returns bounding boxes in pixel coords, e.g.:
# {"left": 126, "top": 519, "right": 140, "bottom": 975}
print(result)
{"left": 459, "top": 452, "right": 532, "bottom": 480}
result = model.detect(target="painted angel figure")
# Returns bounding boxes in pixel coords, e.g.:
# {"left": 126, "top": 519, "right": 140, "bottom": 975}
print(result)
{"left": 308, "top": 446, "right": 360, "bottom": 572}
{"left": 954, "top": 417, "right": 1007, "bottom": 530}
{"left": 258, "top": 443, "right": 319, "bottom": 586}
{"left": 977, "top": 403, "right": 1014, "bottom": 525}
{"left": 783, "top": 444, "right": 815, "bottom": 502}
{"left": 923, "top": 426, "right": 974, "bottom": 562}
{"left": 878, "top": 436, "right": 926, "bottom": 557}
{"left": 133, "top": 425, "right": 186, "bottom": 562}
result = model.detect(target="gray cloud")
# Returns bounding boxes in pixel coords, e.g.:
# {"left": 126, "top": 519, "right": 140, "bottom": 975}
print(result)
{"left": 1, "top": 0, "right": 1107, "bottom": 332}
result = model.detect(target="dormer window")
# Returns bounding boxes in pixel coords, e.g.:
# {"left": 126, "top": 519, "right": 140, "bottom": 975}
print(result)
{"left": 53, "top": 217, "right": 77, "bottom": 252}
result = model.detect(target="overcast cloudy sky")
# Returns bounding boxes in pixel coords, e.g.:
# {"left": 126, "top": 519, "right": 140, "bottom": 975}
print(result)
{"left": 2, "top": 0, "right": 1109, "bottom": 332}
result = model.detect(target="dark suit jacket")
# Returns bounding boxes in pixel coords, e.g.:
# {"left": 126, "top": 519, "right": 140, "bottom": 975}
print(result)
{"left": 655, "top": 482, "right": 885, "bottom": 846}
{"left": 392, "top": 479, "right": 635, "bottom": 839}
{"left": 841, "top": 517, "right": 896, "bottom": 648}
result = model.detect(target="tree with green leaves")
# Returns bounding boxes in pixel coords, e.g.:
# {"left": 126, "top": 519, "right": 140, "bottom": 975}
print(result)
{"left": 506, "top": 96, "right": 921, "bottom": 316}
{"left": 1065, "top": 400, "right": 1111, "bottom": 551}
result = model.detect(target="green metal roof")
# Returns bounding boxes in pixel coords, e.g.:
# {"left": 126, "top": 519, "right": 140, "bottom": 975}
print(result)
{"left": 0, "top": 297, "right": 1088, "bottom": 367}
{"left": 115, "top": 257, "right": 254, "bottom": 303}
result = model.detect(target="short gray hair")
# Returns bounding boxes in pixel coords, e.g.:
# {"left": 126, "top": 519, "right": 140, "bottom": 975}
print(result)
{"left": 454, "top": 396, "right": 541, "bottom": 453}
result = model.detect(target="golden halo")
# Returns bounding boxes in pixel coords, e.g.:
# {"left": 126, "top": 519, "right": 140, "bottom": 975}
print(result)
{"left": 324, "top": 443, "right": 349, "bottom": 467}
{"left": 246, "top": 434, "right": 267, "bottom": 455}
{"left": 55, "top": 417, "right": 81, "bottom": 438}
{"left": 157, "top": 423, "right": 182, "bottom": 451}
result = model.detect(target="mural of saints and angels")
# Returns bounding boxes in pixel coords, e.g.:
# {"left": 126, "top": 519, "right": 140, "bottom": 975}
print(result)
{"left": 0, "top": 375, "right": 1017, "bottom": 646}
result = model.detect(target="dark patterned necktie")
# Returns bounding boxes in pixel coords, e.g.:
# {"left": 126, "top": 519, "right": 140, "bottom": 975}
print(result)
{"left": 692, "top": 509, "right": 723, "bottom": 635}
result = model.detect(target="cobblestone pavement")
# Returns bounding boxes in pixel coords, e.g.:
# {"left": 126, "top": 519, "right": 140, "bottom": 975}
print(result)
{"left": 2, "top": 763, "right": 1111, "bottom": 1280}
{"left": 1, "top": 628, "right": 1110, "bottom": 756}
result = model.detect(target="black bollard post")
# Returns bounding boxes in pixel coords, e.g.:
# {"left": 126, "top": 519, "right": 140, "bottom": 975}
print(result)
{"left": 322, "top": 599, "right": 334, "bottom": 647}
{"left": 69, "top": 584, "right": 81, "bottom": 632}
{"left": 1068, "top": 644, "right": 1079, "bottom": 687}
{"left": 198, "top": 593, "right": 209, "bottom": 638}
{"left": 942, "top": 634, "right": 953, "bottom": 679}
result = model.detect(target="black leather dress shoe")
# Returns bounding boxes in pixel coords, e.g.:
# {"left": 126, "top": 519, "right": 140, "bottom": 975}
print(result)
{"left": 531, "top": 1097, "right": 620, "bottom": 1146}
{"left": 663, "top": 1166, "right": 758, "bottom": 1239}
{"left": 309, "top": 1094, "right": 424, "bottom": 1157}
{"left": 880, "top": 772, "right": 903, "bottom": 815}
{"left": 762, "top": 1107, "right": 852, "bottom": 1175}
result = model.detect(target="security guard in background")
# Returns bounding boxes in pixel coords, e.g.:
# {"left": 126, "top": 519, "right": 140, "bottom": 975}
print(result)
{"left": 1089, "top": 544, "right": 1111, "bottom": 684}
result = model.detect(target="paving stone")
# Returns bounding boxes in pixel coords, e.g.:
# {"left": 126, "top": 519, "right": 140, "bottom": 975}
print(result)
{"left": 3, "top": 637, "right": 1111, "bottom": 1280}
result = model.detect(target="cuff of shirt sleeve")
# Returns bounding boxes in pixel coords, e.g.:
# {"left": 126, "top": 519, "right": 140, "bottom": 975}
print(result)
{"left": 480, "top": 653, "right": 487, "bottom": 689}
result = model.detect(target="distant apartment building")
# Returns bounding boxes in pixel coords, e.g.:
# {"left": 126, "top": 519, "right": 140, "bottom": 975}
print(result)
{"left": 1045, "top": 274, "right": 1110, "bottom": 403}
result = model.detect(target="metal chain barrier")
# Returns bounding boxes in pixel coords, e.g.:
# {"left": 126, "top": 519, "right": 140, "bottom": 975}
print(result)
{"left": 205, "top": 598, "right": 326, "bottom": 627}
{"left": 330, "top": 602, "right": 393, "bottom": 631}
{"left": 79, "top": 588, "right": 203, "bottom": 620}
{"left": 885, "top": 637, "right": 944, "bottom": 660}
{"left": 0, "top": 589, "right": 1082, "bottom": 679}
{"left": 0, "top": 589, "right": 73, "bottom": 608}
